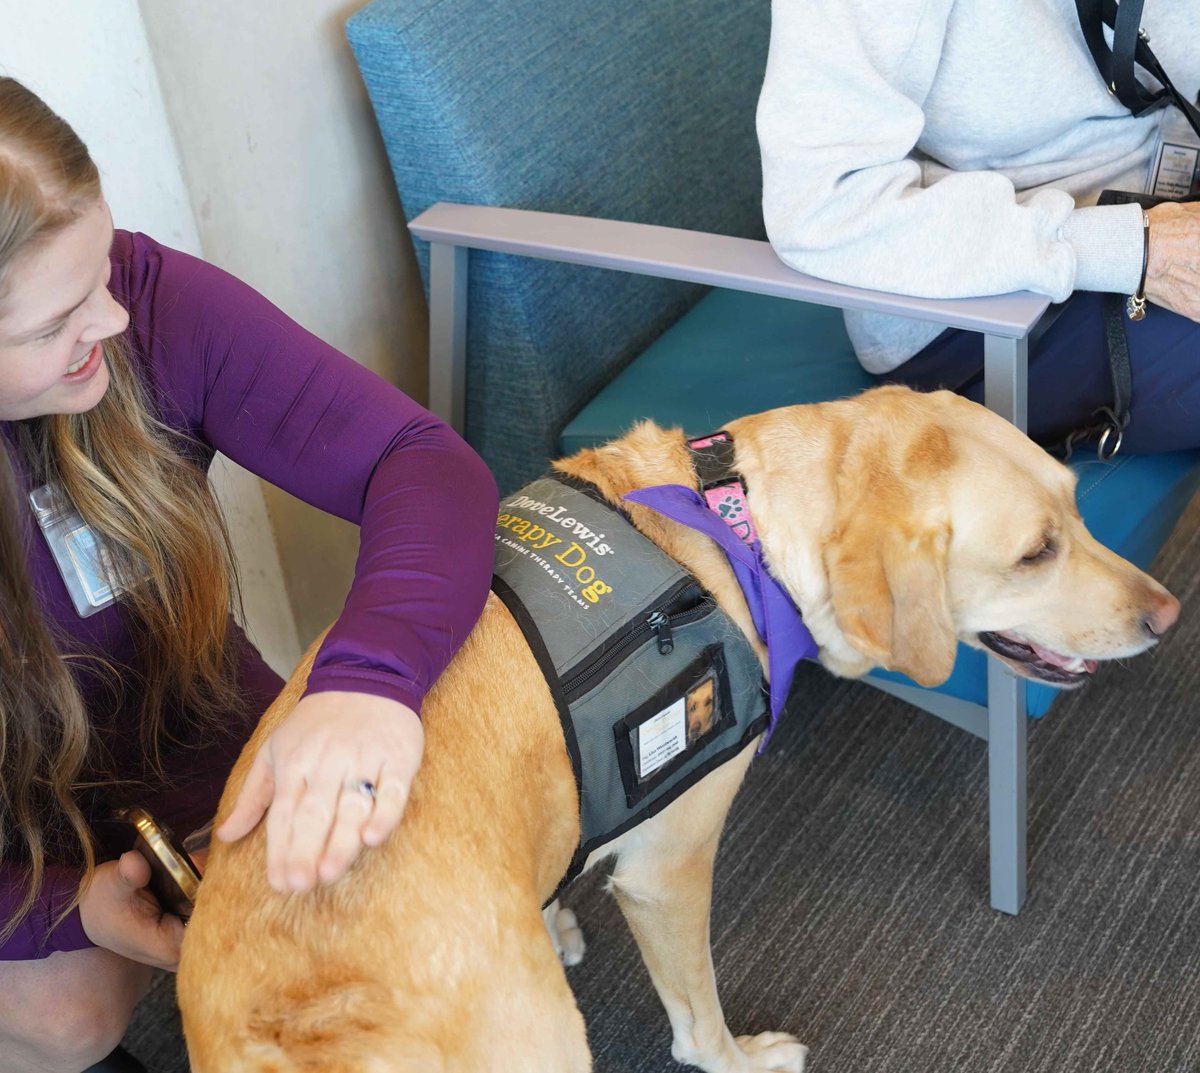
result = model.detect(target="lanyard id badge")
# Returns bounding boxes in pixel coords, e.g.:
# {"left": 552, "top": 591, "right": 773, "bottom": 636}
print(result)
{"left": 29, "top": 483, "right": 125, "bottom": 616}
{"left": 1148, "top": 107, "right": 1200, "bottom": 200}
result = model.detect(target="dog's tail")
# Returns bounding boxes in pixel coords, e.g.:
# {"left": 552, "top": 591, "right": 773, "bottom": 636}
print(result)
{"left": 185, "top": 975, "right": 444, "bottom": 1073}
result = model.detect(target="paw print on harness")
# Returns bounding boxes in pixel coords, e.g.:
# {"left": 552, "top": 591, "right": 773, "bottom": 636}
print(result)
{"left": 717, "top": 494, "right": 745, "bottom": 521}
{"left": 701, "top": 483, "right": 757, "bottom": 545}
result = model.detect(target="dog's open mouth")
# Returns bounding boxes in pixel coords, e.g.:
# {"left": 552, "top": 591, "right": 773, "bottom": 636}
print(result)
{"left": 977, "top": 631, "right": 1099, "bottom": 686}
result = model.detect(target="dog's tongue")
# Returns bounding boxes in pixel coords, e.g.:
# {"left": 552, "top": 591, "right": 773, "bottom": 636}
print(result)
{"left": 1028, "top": 640, "right": 1098, "bottom": 674}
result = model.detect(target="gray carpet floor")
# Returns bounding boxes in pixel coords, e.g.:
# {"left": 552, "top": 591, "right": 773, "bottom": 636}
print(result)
{"left": 128, "top": 493, "right": 1200, "bottom": 1072}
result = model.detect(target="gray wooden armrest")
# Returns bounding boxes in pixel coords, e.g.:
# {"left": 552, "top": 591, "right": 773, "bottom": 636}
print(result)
{"left": 409, "top": 201, "right": 1051, "bottom": 338}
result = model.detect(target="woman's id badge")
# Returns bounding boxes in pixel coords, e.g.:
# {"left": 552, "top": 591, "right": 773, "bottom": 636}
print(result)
{"left": 29, "top": 483, "right": 123, "bottom": 616}
{"left": 1148, "top": 108, "right": 1200, "bottom": 200}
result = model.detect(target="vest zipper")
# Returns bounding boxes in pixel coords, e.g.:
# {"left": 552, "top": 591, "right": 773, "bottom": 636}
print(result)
{"left": 647, "top": 610, "right": 674, "bottom": 653}
{"left": 559, "top": 579, "right": 712, "bottom": 703}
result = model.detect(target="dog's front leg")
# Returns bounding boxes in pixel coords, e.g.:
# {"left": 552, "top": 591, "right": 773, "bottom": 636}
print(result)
{"left": 607, "top": 756, "right": 807, "bottom": 1072}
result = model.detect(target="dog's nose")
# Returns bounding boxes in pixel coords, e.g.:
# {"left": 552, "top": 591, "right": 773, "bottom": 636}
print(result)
{"left": 1143, "top": 590, "right": 1180, "bottom": 638}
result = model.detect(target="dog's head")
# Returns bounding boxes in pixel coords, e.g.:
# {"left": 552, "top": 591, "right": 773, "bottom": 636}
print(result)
{"left": 731, "top": 387, "right": 1178, "bottom": 689}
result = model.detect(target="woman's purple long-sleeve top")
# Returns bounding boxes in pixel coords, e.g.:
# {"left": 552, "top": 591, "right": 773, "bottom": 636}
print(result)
{"left": 0, "top": 231, "right": 498, "bottom": 959}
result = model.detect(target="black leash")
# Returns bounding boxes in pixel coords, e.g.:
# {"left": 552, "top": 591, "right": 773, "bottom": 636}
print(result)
{"left": 1056, "top": 293, "right": 1131, "bottom": 462}
{"left": 1051, "top": 1, "right": 1200, "bottom": 460}
{"left": 1075, "top": 0, "right": 1200, "bottom": 139}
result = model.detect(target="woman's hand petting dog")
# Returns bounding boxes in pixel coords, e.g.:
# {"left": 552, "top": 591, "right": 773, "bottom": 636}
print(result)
{"left": 215, "top": 691, "right": 424, "bottom": 893}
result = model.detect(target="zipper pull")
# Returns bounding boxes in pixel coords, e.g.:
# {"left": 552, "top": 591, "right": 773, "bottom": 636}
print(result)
{"left": 647, "top": 610, "right": 674, "bottom": 654}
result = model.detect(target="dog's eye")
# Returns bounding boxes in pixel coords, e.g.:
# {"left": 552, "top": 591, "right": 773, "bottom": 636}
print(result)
{"left": 1019, "top": 539, "right": 1056, "bottom": 565}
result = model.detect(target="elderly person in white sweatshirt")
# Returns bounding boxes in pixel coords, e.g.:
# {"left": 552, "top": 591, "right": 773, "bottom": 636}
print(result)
{"left": 758, "top": 0, "right": 1200, "bottom": 453}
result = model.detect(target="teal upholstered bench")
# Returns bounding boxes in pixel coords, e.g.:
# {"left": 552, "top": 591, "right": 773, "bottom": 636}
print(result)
{"left": 347, "top": 0, "right": 1200, "bottom": 914}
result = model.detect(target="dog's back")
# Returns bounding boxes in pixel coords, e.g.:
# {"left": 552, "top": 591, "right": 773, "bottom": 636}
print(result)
{"left": 178, "top": 595, "right": 590, "bottom": 1072}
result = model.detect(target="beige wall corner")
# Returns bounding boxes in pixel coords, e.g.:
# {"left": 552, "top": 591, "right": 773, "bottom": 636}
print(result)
{"left": 208, "top": 457, "right": 304, "bottom": 678}
{"left": 1, "top": 0, "right": 303, "bottom": 676}
{"left": 138, "top": 0, "right": 429, "bottom": 647}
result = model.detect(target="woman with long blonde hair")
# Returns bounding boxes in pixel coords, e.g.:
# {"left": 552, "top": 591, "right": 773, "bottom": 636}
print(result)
{"left": 0, "top": 77, "right": 497, "bottom": 1072}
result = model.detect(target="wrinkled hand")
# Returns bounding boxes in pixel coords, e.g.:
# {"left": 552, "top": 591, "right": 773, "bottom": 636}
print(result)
{"left": 1145, "top": 201, "right": 1200, "bottom": 322}
{"left": 78, "top": 851, "right": 186, "bottom": 971}
{"left": 215, "top": 691, "right": 423, "bottom": 893}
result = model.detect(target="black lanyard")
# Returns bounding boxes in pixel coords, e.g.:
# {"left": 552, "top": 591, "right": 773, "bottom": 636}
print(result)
{"left": 1075, "top": 0, "right": 1200, "bottom": 140}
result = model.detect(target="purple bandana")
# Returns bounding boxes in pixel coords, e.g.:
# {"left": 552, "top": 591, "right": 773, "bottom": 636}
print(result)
{"left": 623, "top": 484, "right": 819, "bottom": 751}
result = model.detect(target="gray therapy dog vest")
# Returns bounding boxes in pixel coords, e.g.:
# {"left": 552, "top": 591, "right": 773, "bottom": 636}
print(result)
{"left": 492, "top": 475, "right": 768, "bottom": 896}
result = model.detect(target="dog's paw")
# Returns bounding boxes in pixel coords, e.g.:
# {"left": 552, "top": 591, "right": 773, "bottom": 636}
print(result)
{"left": 542, "top": 901, "right": 587, "bottom": 966}
{"left": 733, "top": 1032, "right": 808, "bottom": 1072}
{"left": 553, "top": 906, "right": 587, "bottom": 966}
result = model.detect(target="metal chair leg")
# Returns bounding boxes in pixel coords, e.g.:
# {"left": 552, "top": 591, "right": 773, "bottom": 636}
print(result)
{"left": 987, "top": 656, "right": 1028, "bottom": 914}
{"left": 428, "top": 240, "right": 468, "bottom": 435}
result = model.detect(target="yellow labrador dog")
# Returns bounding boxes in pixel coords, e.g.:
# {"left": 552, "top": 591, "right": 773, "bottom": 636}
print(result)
{"left": 178, "top": 387, "right": 1177, "bottom": 1073}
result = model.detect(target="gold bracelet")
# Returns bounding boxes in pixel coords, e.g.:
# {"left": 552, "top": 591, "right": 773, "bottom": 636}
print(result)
{"left": 1126, "top": 211, "right": 1150, "bottom": 321}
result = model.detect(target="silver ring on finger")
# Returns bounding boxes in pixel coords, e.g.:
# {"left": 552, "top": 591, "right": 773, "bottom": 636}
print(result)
{"left": 344, "top": 778, "right": 377, "bottom": 804}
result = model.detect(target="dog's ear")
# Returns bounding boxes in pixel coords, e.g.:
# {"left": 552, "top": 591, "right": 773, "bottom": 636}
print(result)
{"left": 824, "top": 506, "right": 957, "bottom": 688}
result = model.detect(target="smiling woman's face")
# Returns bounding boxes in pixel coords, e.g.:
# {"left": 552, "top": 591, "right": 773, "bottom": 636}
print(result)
{"left": 0, "top": 199, "right": 129, "bottom": 421}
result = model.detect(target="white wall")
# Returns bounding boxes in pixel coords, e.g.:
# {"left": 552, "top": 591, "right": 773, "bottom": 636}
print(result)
{"left": 137, "top": 0, "right": 427, "bottom": 646}
{"left": 0, "top": 2, "right": 198, "bottom": 251}
{"left": 1, "top": 0, "right": 302, "bottom": 675}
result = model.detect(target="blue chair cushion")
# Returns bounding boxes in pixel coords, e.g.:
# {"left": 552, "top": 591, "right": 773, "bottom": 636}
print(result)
{"left": 562, "top": 287, "right": 1200, "bottom": 718}
{"left": 561, "top": 289, "right": 874, "bottom": 453}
